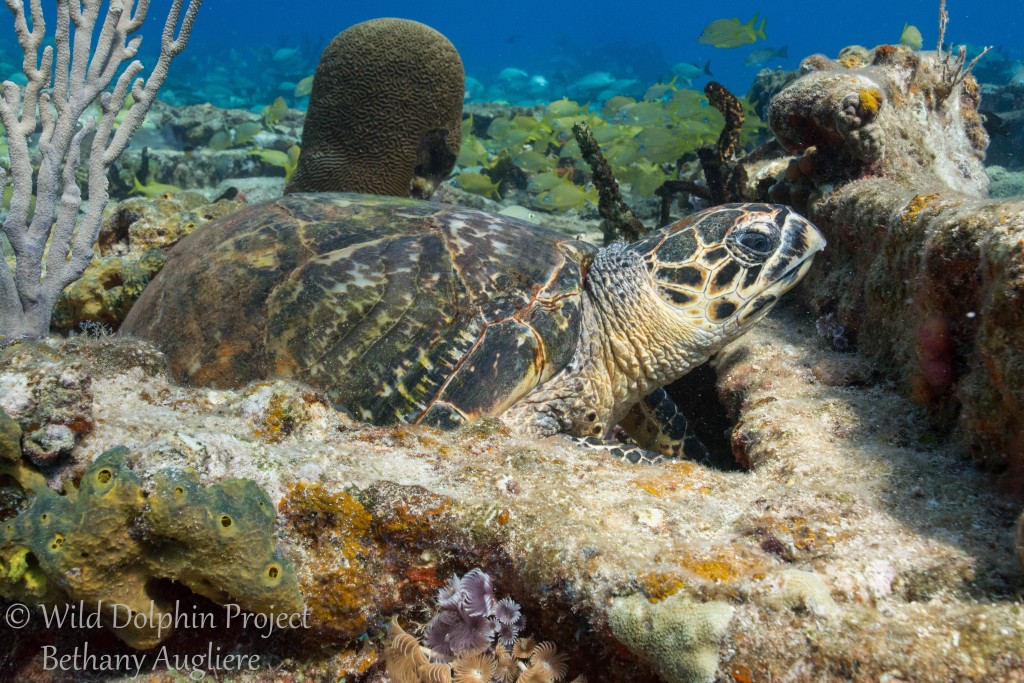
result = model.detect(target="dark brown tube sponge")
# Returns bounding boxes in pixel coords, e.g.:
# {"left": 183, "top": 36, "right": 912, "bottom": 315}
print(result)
{"left": 285, "top": 18, "right": 464, "bottom": 198}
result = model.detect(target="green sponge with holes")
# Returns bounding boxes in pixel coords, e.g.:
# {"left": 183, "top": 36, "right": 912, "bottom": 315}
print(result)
{"left": 0, "top": 446, "right": 303, "bottom": 649}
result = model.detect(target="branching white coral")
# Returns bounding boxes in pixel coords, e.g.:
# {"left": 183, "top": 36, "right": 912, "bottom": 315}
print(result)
{"left": 935, "top": 0, "right": 990, "bottom": 97}
{"left": 0, "top": 0, "right": 202, "bottom": 341}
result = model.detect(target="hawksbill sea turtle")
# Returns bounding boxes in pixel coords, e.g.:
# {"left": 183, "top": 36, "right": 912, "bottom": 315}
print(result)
{"left": 121, "top": 193, "right": 824, "bottom": 463}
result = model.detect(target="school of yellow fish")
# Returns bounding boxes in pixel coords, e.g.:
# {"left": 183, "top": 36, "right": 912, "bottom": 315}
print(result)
{"left": 446, "top": 15, "right": 936, "bottom": 212}
{"left": 452, "top": 86, "right": 766, "bottom": 210}
{"left": 0, "top": 14, "right": 935, "bottom": 217}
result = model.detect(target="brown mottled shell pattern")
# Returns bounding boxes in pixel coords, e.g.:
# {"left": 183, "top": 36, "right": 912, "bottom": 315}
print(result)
{"left": 121, "top": 193, "right": 596, "bottom": 428}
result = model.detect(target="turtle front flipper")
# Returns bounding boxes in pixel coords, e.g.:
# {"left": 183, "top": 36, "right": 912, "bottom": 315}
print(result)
{"left": 571, "top": 436, "right": 667, "bottom": 466}
{"left": 617, "top": 388, "right": 711, "bottom": 463}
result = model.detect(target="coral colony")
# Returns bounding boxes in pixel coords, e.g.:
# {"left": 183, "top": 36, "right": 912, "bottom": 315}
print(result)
{"left": 0, "top": 0, "right": 202, "bottom": 342}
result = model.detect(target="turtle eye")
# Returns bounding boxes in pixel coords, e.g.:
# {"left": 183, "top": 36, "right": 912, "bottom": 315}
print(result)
{"left": 736, "top": 230, "right": 773, "bottom": 254}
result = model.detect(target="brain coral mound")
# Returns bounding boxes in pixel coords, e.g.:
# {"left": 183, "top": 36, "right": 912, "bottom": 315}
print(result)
{"left": 0, "top": 446, "right": 303, "bottom": 649}
{"left": 286, "top": 18, "right": 464, "bottom": 198}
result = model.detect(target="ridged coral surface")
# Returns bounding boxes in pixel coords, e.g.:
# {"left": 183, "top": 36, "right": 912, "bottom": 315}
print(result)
{"left": 286, "top": 18, "right": 464, "bottom": 197}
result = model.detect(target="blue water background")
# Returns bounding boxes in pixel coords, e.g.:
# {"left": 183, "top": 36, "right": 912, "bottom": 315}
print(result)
{"left": 165, "top": 0, "right": 1015, "bottom": 100}
{"left": 136, "top": 0, "right": 1021, "bottom": 105}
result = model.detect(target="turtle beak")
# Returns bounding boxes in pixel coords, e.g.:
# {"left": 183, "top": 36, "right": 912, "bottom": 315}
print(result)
{"left": 764, "top": 213, "right": 826, "bottom": 283}
{"left": 738, "top": 214, "right": 825, "bottom": 326}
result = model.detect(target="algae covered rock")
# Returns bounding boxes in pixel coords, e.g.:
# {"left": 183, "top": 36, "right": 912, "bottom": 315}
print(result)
{"left": 286, "top": 18, "right": 464, "bottom": 198}
{"left": 742, "top": 47, "right": 1024, "bottom": 490}
{"left": 986, "top": 164, "right": 1024, "bottom": 198}
{"left": 278, "top": 482, "right": 377, "bottom": 638}
{"left": 1, "top": 331, "right": 1023, "bottom": 679}
{"left": 768, "top": 46, "right": 988, "bottom": 196}
{"left": 51, "top": 193, "right": 244, "bottom": 334}
{"left": 761, "top": 568, "right": 839, "bottom": 617}
{"left": 0, "top": 343, "right": 93, "bottom": 465}
{"left": 51, "top": 250, "right": 167, "bottom": 333}
{"left": 608, "top": 592, "right": 733, "bottom": 683}
{"left": 0, "top": 407, "right": 21, "bottom": 462}
{"left": 0, "top": 446, "right": 302, "bottom": 649}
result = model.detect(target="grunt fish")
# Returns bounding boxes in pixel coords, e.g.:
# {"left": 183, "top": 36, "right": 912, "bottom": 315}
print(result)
{"left": 451, "top": 172, "right": 501, "bottom": 199}
{"left": 131, "top": 176, "right": 183, "bottom": 198}
{"left": 698, "top": 14, "right": 767, "bottom": 49}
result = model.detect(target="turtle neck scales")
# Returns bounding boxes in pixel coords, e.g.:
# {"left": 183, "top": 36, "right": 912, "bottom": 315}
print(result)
{"left": 504, "top": 243, "right": 719, "bottom": 439}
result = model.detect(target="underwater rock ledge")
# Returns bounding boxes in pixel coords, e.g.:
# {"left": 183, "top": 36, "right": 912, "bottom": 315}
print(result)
{"left": 739, "top": 46, "right": 1024, "bottom": 495}
{"left": 1, "top": 312, "right": 1021, "bottom": 680}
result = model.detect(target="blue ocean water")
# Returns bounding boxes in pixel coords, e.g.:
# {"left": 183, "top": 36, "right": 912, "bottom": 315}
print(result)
{"left": 0, "top": 0, "right": 1017, "bottom": 112}
{"left": 132, "top": 0, "right": 1022, "bottom": 108}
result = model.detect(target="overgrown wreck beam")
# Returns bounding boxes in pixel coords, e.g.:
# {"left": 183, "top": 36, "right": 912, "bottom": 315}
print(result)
{"left": 737, "top": 46, "right": 1024, "bottom": 494}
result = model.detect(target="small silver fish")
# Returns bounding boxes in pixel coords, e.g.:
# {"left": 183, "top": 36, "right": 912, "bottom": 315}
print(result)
{"left": 670, "top": 60, "right": 713, "bottom": 83}
{"left": 744, "top": 45, "right": 788, "bottom": 67}
{"left": 571, "top": 71, "right": 616, "bottom": 92}
{"left": 498, "top": 67, "right": 529, "bottom": 82}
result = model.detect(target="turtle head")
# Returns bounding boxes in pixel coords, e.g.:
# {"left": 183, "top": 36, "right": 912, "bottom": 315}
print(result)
{"left": 630, "top": 203, "right": 826, "bottom": 345}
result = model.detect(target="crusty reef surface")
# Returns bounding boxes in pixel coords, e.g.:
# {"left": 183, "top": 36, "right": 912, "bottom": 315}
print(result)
{"left": 1, "top": 299, "right": 1021, "bottom": 682}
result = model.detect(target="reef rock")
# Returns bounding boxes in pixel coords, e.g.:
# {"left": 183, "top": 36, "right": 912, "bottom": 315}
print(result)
{"left": 52, "top": 194, "right": 243, "bottom": 333}
{"left": 0, "top": 316, "right": 1021, "bottom": 680}
{"left": 736, "top": 47, "right": 1024, "bottom": 497}
{"left": 987, "top": 164, "right": 1024, "bottom": 198}
{"left": 981, "top": 83, "right": 1024, "bottom": 170}
{"left": 143, "top": 101, "right": 304, "bottom": 153}
{"left": 108, "top": 101, "right": 303, "bottom": 195}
